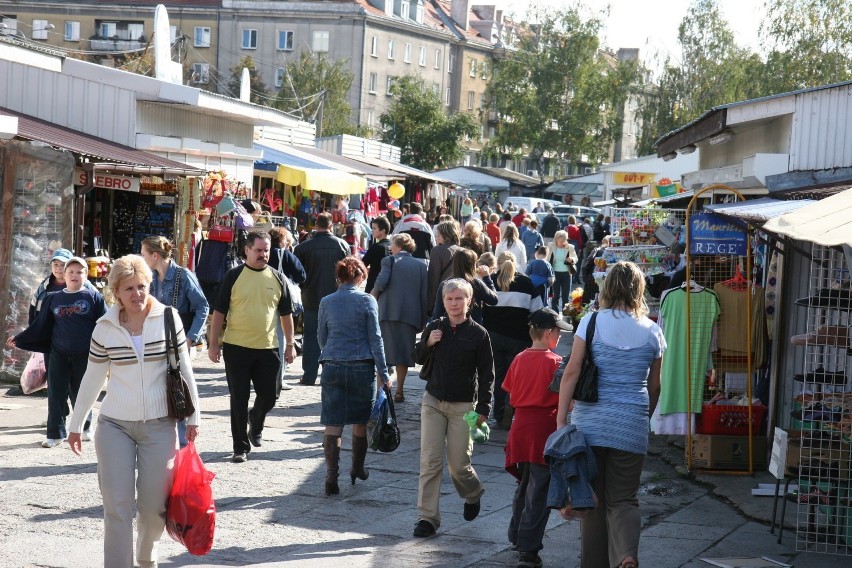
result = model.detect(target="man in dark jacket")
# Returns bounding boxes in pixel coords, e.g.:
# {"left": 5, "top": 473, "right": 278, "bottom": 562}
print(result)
{"left": 294, "top": 212, "right": 350, "bottom": 385}
{"left": 391, "top": 202, "right": 435, "bottom": 260}
{"left": 541, "top": 208, "right": 560, "bottom": 246}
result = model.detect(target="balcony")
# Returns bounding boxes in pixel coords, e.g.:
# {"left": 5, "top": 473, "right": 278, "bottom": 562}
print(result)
{"left": 89, "top": 36, "right": 146, "bottom": 52}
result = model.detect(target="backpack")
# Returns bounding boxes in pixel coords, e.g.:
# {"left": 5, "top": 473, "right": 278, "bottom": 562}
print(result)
{"left": 194, "top": 239, "right": 229, "bottom": 284}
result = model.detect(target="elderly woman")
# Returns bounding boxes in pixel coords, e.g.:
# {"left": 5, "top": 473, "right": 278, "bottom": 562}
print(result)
{"left": 318, "top": 257, "right": 390, "bottom": 496}
{"left": 67, "top": 255, "right": 200, "bottom": 568}
{"left": 556, "top": 262, "right": 666, "bottom": 568}
{"left": 546, "top": 230, "right": 579, "bottom": 313}
{"left": 412, "top": 278, "right": 495, "bottom": 538}
{"left": 496, "top": 224, "right": 527, "bottom": 271}
{"left": 427, "top": 220, "right": 461, "bottom": 317}
{"left": 459, "top": 219, "right": 492, "bottom": 256}
{"left": 372, "top": 233, "right": 429, "bottom": 403}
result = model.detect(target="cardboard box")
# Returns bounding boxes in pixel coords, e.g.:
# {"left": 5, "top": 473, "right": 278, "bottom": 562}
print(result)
{"left": 689, "top": 434, "right": 767, "bottom": 470}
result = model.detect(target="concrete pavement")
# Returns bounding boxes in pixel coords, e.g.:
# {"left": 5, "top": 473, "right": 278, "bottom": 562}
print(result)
{"left": 1, "top": 336, "right": 850, "bottom": 568}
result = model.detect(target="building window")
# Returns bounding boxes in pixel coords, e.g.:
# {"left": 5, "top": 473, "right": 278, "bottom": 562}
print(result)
{"left": 387, "top": 39, "right": 395, "bottom": 60}
{"left": 415, "top": 2, "right": 425, "bottom": 23}
{"left": 367, "top": 109, "right": 375, "bottom": 126}
{"left": 467, "top": 91, "right": 475, "bottom": 110}
{"left": 480, "top": 60, "right": 489, "bottom": 79}
{"left": 445, "top": 87, "right": 451, "bottom": 105}
{"left": 368, "top": 72, "right": 377, "bottom": 94}
{"left": 194, "top": 26, "right": 211, "bottom": 47}
{"left": 370, "top": 36, "right": 378, "bottom": 57}
{"left": 403, "top": 42, "right": 411, "bottom": 63}
{"left": 387, "top": 75, "right": 396, "bottom": 96}
{"left": 64, "top": 21, "right": 80, "bottom": 41}
{"left": 242, "top": 29, "right": 258, "bottom": 49}
{"left": 277, "top": 30, "right": 294, "bottom": 51}
{"left": 169, "top": 25, "right": 177, "bottom": 43}
{"left": 312, "top": 31, "right": 329, "bottom": 52}
{"left": 100, "top": 22, "right": 116, "bottom": 38}
{"left": 448, "top": 51, "right": 455, "bottom": 73}
{"left": 31, "top": 19, "right": 50, "bottom": 40}
{"left": 275, "top": 68, "right": 285, "bottom": 87}
{"left": 432, "top": 82, "right": 440, "bottom": 95}
{"left": 434, "top": 49, "right": 441, "bottom": 69}
{"left": 469, "top": 59, "right": 477, "bottom": 77}
{"left": 401, "top": 2, "right": 410, "bottom": 19}
{"left": 127, "top": 23, "right": 144, "bottom": 40}
{"left": 192, "top": 63, "right": 210, "bottom": 84}
{"left": 418, "top": 46, "right": 426, "bottom": 66}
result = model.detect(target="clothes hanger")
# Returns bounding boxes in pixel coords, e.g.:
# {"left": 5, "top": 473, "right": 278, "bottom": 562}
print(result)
{"left": 680, "top": 279, "right": 703, "bottom": 292}
{"left": 721, "top": 265, "right": 749, "bottom": 290}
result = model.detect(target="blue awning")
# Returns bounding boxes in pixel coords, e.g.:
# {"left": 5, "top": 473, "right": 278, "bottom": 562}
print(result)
{"left": 705, "top": 197, "right": 817, "bottom": 223}
{"left": 254, "top": 143, "right": 337, "bottom": 172}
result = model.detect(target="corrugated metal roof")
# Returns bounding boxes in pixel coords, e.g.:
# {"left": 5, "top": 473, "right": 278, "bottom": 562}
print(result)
{"left": 348, "top": 155, "right": 450, "bottom": 183}
{"left": 293, "top": 146, "right": 400, "bottom": 181}
{"left": 705, "top": 197, "right": 817, "bottom": 222}
{"left": 546, "top": 181, "right": 601, "bottom": 196}
{"left": 633, "top": 190, "right": 696, "bottom": 207}
{"left": 1, "top": 107, "right": 199, "bottom": 170}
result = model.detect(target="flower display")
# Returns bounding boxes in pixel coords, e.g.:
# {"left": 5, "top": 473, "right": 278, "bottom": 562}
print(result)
{"left": 563, "top": 288, "right": 585, "bottom": 319}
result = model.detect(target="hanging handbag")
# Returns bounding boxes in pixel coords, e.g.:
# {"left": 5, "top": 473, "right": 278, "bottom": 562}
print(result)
{"left": 572, "top": 311, "right": 599, "bottom": 403}
{"left": 277, "top": 249, "right": 303, "bottom": 315}
{"left": 208, "top": 217, "right": 235, "bottom": 243}
{"left": 233, "top": 201, "right": 255, "bottom": 230}
{"left": 255, "top": 212, "right": 274, "bottom": 232}
{"left": 215, "top": 192, "right": 237, "bottom": 216}
{"left": 165, "top": 308, "right": 196, "bottom": 420}
{"left": 370, "top": 383, "right": 401, "bottom": 453}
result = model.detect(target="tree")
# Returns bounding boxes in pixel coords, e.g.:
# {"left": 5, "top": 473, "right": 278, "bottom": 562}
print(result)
{"left": 225, "top": 56, "right": 269, "bottom": 105}
{"left": 272, "top": 51, "right": 357, "bottom": 137}
{"left": 379, "top": 75, "right": 479, "bottom": 170}
{"left": 483, "top": 7, "right": 639, "bottom": 176}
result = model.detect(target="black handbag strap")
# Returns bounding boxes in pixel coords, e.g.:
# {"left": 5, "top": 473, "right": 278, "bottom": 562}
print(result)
{"left": 383, "top": 383, "right": 397, "bottom": 421}
{"left": 584, "top": 312, "right": 598, "bottom": 364}
{"left": 171, "top": 265, "right": 183, "bottom": 308}
{"left": 164, "top": 308, "right": 180, "bottom": 371}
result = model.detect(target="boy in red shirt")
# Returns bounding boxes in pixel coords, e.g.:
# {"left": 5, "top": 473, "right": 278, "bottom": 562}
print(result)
{"left": 503, "top": 307, "right": 571, "bottom": 568}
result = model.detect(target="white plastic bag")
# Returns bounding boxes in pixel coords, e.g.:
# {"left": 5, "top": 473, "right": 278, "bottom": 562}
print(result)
{"left": 20, "top": 352, "right": 46, "bottom": 394}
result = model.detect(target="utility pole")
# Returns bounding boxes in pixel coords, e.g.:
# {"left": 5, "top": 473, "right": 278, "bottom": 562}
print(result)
{"left": 314, "top": 90, "right": 326, "bottom": 139}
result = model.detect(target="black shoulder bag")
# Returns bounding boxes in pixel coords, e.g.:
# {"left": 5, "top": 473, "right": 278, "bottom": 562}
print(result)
{"left": 417, "top": 317, "right": 443, "bottom": 380}
{"left": 164, "top": 308, "right": 196, "bottom": 420}
{"left": 549, "top": 311, "right": 599, "bottom": 402}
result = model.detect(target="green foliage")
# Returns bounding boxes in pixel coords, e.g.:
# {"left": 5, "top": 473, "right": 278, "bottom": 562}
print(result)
{"left": 379, "top": 75, "right": 479, "bottom": 170}
{"left": 272, "top": 51, "right": 357, "bottom": 136}
{"left": 225, "top": 56, "right": 269, "bottom": 105}
{"left": 483, "top": 7, "right": 639, "bottom": 172}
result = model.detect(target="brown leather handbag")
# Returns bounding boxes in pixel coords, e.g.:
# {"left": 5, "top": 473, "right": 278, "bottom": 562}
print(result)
{"left": 165, "top": 308, "right": 195, "bottom": 420}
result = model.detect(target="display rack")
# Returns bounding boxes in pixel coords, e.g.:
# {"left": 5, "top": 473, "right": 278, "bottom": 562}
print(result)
{"left": 789, "top": 243, "right": 852, "bottom": 554}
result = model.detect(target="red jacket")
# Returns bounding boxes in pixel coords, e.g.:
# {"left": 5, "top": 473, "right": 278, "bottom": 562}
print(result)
{"left": 512, "top": 212, "right": 526, "bottom": 227}
{"left": 486, "top": 223, "right": 501, "bottom": 249}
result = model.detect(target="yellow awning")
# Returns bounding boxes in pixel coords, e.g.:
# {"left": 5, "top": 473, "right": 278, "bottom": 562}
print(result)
{"left": 276, "top": 164, "right": 366, "bottom": 195}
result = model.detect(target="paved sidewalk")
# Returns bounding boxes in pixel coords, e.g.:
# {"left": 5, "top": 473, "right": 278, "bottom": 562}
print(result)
{"left": 1, "top": 337, "right": 850, "bottom": 567}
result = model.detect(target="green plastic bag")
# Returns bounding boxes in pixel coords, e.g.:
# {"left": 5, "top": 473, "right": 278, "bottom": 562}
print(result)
{"left": 463, "top": 411, "right": 490, "bottom": 444}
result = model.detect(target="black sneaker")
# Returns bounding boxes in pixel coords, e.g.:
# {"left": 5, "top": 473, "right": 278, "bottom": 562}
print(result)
{"left": 413, "top": 520, "right": 436, "bottom": 537}
{"left": 517, "top": 551, "right": 543, "bottom": 568}
{"left": 248, "top": 424, "right": 262, "bottom": 447}
{"left": 463, "top": 500, "right": 481, "bottom": 521}
{"left": 231, "top": 452, "right": 248, "bottom": 463}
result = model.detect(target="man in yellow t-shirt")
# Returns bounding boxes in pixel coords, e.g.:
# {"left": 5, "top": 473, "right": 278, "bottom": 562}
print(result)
{"left": 208, "top": 231, "right": 296, "bottom": 463}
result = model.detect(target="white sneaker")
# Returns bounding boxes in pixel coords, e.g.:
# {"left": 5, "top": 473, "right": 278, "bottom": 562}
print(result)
{"left": 82, "top": 430, "right": 93, "bottom": 442}
{"left": 41, "top": 438, "right": 64, "bottom": 448}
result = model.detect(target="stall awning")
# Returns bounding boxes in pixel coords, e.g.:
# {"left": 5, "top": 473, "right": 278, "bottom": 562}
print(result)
{"left": 1, "top": 107, "right": 202, "bottom": 174}
{"left": 546, "top": 181, "right": 602, "bottom": 196}
{"left": 633, "top": 190, "right": 696, "bottom": 207}
{"left": 255, "top": 143, "right": 366, "bottom": 195}
{"left": 705, "top": 197, "right": 817, "bottom": 223}
{"left": 348, "top": 155, "right": 450, "bottom": 183}
{"left": 763, "top": 188, "right": 852, "bottom": 247}
{"left": 293, "top": 146, "right": 401, "bottom": 182}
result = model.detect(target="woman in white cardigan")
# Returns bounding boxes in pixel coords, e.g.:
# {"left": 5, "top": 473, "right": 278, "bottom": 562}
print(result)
{"left": 68, "top": 255, "right": 200, "bottom": 568}
{"left": 495, "top": 223, "right": 527, "bottom": 271}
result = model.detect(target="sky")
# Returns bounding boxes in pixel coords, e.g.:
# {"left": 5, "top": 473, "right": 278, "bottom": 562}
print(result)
{"left": 501, "top": 0, "right": 767, "bottom": 67}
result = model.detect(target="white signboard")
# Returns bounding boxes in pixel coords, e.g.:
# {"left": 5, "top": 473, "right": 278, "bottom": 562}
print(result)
{"left": 75, "top": 169, "right": 140, "bottom": 192}
{"left": 768, "top": 427, "right": 789, "bottom": 479}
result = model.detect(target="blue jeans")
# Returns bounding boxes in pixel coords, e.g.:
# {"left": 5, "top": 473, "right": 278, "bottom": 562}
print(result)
{"left": 301, "top": 308, "right": 320, "bottom": 384}
{"left": 551, "top": 271, "right": 573, "bottom": 313}
{"left": 47, "top": 350, "right": 91, "bottom": 439}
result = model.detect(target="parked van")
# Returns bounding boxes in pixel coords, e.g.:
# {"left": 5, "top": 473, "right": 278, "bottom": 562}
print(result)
{"left": 502, "top": 197, "right": 561, "bottom": 212}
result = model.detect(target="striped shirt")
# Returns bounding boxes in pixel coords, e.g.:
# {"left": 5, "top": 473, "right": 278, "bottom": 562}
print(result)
{"left": 570, "top": 309, "right": 666, "bottom": 454}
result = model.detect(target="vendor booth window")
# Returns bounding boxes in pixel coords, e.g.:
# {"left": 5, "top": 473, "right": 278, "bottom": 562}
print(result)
{"left": 313, "top": 30, "right": 329, "bottom": 52}
{"left": 194, "top": 26, "right": 210, "bottom": 47}
{"left": 242, "top": 28, "right": 258, "bottom": 49}
{"left": 277, "top": 30, "right": 294, "bottom": 51}
{"left": 64, "top": 21, "right": 80, "bottom": 41}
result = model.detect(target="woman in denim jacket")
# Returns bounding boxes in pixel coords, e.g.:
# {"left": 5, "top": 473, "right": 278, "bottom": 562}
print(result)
{"left": 318, "top": 256, "right": 390, "bottom": 496}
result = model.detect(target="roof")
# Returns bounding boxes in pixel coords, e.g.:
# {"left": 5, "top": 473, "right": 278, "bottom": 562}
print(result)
{"left": 633, "top": 190, "right": 697, "bottom": 207}
{"left": 432, "top": 0, "right": 494, "bottom": 47}
{"left": 1, "top": 107, "right": 202, "bottom": 172}
{"left": 546, "top": 181, "right": 602, "bottom": 196}
{"left": 654, "top": 79, "right": 852, "bottom": 150}
{"left": 704, "top": 197, "right": 817, "bottom": 223}
{"left": 347, "top": 155, "right": 450, "bottom": 183}
{"left": 464, "top": 167, "right": 541, "bottom": 187}
{"left": 763, "top": 188, "right": 852, "bottom": 247}
{"left": 293, "top": 146, "right": 401, "bottom": 181}
{"left": 429, "top": 166, "right": 510, "bottom": 190}
{"left": 353, "top": 0, "right": 457, "bottom": 39}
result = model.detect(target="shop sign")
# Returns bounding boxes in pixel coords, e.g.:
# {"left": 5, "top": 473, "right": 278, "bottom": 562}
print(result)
{"left": 613, "top": 172, "right": 655, "bottom": 185}
{"left": 75, "top": 169, "right": 140, "bottom": 192}
{"left": 652, "top": 177, "right": 683, "bottom": 198}
{"left": 688, "top": 212, "right": 747, "bottom": 256}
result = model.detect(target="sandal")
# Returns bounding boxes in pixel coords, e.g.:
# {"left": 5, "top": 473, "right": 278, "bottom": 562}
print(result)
{"left": 393, "top": 392, "right": 405, "bottom": 403}
{"left": 620, "top": 557, "right": 638, "bottom": 568}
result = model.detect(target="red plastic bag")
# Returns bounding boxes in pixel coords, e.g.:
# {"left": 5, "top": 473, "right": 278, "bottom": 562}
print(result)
{"left": 166, "top": 442, "right": 216, "bottom": 555}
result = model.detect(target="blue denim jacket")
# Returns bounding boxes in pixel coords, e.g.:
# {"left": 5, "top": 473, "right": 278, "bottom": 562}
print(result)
{"left": 149, "top": 262, "right": 210, "bottom": 344}
{"left": 544, "top": 424, "right": 598, "bottom": 510}
{"left": 318, "top": 284, "right": 389, "bottom": 382}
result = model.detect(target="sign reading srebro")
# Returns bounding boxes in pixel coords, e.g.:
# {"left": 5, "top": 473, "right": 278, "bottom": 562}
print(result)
{"left": 74, "top": 169, "right": 140, "bottom": 192}
{"left": 689, "top": 212, "right": 747, "bottom": 256}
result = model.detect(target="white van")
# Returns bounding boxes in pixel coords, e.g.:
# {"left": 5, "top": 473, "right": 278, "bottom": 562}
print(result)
{"left": 502, "top": 197, "right": 561, "bottom": 212}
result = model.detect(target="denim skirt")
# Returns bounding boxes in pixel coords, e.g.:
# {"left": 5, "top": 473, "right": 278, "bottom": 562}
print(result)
{"left": 320, "top": 360, "right": 377, "bottom": 426}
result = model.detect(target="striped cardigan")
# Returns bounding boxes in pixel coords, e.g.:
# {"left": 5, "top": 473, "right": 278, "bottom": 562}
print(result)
{"left": 69, "top": 300, "right": 200, "bottom": 432}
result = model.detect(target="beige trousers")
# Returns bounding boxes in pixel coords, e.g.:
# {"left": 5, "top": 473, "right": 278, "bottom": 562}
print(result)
{"left": 417, "top": 392, "right": 485, "bottom": 528}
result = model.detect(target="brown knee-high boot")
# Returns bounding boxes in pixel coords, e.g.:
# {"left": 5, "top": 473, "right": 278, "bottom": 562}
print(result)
{"left": 350, "top": 434, "right": 369, "bottom": 485}
{"left": 323, "top": 434, "right": 341, "bottom": 496}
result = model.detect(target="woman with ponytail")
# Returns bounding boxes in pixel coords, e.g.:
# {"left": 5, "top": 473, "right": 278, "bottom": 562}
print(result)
{"left": 482, "top": 251, "right": 544, "bottom": 428}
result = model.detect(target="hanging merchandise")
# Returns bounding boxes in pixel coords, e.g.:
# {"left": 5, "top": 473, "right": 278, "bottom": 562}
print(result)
{"left": 388, "top": 181, "right": 405, "bottom": 200}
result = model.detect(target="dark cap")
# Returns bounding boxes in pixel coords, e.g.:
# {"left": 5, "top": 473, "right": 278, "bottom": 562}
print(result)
{"left": 529, "top": 308, "right": 573, "bottom": 331}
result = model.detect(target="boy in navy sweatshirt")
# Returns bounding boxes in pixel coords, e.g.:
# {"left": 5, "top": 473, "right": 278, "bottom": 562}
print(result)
{"left": 8, "top": 257, "right": 106, "bottom": 447}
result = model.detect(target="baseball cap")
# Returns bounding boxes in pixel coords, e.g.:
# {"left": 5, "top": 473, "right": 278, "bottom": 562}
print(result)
{"left": 64, "top": 256, "right": 87, "bottom": 270}
{"left": 50, "top": 248, "right": 73, "bottom": 263}
{"left": 529, "top": 308, "right": 573, "bottom": 331}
